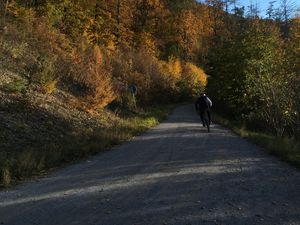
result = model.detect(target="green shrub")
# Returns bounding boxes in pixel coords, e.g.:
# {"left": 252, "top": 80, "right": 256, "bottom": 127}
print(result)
{"left": 4, "top": 78, "right": 27, "bottom": 93}
{"left": 30, "top": 55, "right": 57, "bottom": 85}
{"left": 1, "top": 168, "right": 12, "bottom": 187}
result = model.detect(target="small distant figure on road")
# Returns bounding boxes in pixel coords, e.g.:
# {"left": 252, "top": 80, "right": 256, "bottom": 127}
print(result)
{"left": 129, "top": 83, "right": 137, "bottom": 97}
{"left": 128, "top": 83, "right": 137, "bottom": 108}
{"left": 195, "top": 93, "right": 212, "bottom": 127}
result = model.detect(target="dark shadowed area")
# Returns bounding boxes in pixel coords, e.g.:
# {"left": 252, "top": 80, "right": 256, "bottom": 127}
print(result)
{"left": 0, "top": 105, "right": 299, "bottom": 225}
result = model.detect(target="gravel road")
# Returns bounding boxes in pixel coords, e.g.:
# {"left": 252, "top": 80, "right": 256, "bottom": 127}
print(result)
{"left": 0, "top": 105, "right": 300, "bottom": 225}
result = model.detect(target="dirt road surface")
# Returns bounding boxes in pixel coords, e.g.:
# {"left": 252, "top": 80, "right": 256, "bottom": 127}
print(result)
{"left": 1, "top": 105, "right": 300, "bottom": 225}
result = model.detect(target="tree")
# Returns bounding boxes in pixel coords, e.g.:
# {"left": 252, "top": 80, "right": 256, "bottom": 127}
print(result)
{"left": 83, "top": 1, "right": 116, "bottom": 47}
{"left": 175, "top": 9, "right": 203, "bottom": 60}
{"left": 246, "top": 2, "right": 260, "bottom": 19}
{"left": 71, "top": 44, "right": 116, "bottom": 110}
{"left": 1, "top": 0, "right": 10, "bottom": 26}
{"left": 243, "top": 23, "right": 294, "bottom": 136}
{"left": 267, "top": 1, "right": 277, "bottom": 19}
{"left": 163, "top": 0, "right": 197, "bottom": 12}
{"left": 205, "top": 0, "right": 225, "bottom": 38}
{"left": 279, "top": 0, "right": 294, "bottom": 38}
{"left": 131, "top": 0, "right": 169, "bottom": 55}
{"left": 286, "top": 17, "right": 300, "bottom": 136}
{"left": 223, "top": 0, "right": 237, "bottom": 14}
{"left": 43, "top": 0, "right": 87, "bottom": 40}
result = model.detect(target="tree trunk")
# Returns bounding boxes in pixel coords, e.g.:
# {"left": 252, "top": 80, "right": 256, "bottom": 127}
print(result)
{"left": 3, "top": 0, "right": 10, "bottom": 26}
{"left": 115, "top": 0, "right": 121, "bottom": 46}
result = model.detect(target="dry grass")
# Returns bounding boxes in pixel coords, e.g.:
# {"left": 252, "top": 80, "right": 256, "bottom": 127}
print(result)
{"left": 0, "top": 104, "right": 174, "bottom": 188}
{"left": 213, "top": 113, "right": 300, "bottom": 169}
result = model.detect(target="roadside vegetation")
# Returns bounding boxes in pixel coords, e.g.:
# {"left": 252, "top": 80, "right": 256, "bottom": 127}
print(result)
{"left": 0, "top": 0, "right": 208, "bottom": 187}
{"left": 205, "top": 1, "right": 300, "bottom": 168}
{"left": 0, "top": 0, "right": 299, "bottom": 186}
{"left": 0, "top": 98, "right": 173, "bottom": 187}
{"left": 213, "top": 113, "right": 300, "bottom": 168}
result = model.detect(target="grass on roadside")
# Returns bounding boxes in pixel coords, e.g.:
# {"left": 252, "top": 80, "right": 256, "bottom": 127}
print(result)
{"left": 0, "top": 105, "right": 175, "bottom": 188}
{"left": 213, "top": 113, "right": 300, "bottom": 168}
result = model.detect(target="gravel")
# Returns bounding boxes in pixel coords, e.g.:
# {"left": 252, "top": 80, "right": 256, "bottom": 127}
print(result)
{"left": 0, "top": 105, "right": 299, "bottom": 225}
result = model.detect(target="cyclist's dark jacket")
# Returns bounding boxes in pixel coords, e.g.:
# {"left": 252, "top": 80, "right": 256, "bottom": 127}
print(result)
{"left": 195, "top": 96, "right": 212, "bottom": 112}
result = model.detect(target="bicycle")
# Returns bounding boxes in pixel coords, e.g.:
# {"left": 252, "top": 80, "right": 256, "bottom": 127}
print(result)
{"left": 202, "top": 109, "right": 210, "bottom": 133}
{"left": 196, "top": 109, "right": 210, "bottom": 133}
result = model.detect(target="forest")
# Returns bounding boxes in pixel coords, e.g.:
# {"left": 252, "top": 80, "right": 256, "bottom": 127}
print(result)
{"left": 0, "top": 0, "right": 299, "bottom": 139}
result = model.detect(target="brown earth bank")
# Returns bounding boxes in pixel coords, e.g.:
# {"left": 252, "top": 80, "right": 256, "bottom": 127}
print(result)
{"left": 0, "top": 69, "right": 170, "bottom": 186}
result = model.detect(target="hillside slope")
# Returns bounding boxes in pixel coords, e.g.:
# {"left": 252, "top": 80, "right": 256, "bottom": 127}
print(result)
{"left": 0, "top": 67, "right": 173, "bottom": 187}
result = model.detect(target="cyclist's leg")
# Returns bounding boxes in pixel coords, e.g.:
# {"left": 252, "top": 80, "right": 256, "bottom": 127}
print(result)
{"left": 207, "top": 110, "right": 211, "bottom": 124}
{"left": 204, "top": 109, "right": 210, "bottom": 132}
{"left": 200, "top": 111, "right": 205, "bottom": 126}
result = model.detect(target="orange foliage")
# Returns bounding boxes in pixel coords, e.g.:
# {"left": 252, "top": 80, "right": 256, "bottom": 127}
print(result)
{"left": 166, "top": 58, "right": 182, "bottom": 80}
{"left": 175, "top": 10, "right": 203, "bottom": 60}
{"left": 134, "top": 31, "right": 158, "bottom": 57}
{"left": 110, "top": 48, "right": 153, "bottom": 104}
{"left": 71, "top": 44, "right": 115, "bottom": 111}
{"left": 1, "top": 0, "right": 212, "bottom": 107}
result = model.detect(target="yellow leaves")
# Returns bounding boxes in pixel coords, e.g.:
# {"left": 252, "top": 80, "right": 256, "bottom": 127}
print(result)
{"left": 179, "top": 62, "right": 208, "bottom": 97}
{"left": 157, "top": 61, "right": 176, "bottom": 92}
{"left": 167, "top": 58, "right": 182, "bottom": 80}
{"left": 7, "top": 0, "right": 35, "bottom": 26}
{"left": 158, "top": 58, "right": 182, "bottom": 81}
{"left": 4, "top": 0, "right": 212, "bottom": 105}
{"left": 184, "top": 63, "right": 208, "bottom": 87}
{"left": 175, "top": 9, "right": 203, "bottom": 60}
{"left": 290, "top": 18, "right": 300, "bottom": 43}
{"left": 107, "top": 40, "right": 116, "bottom": 52}
{"left": 198, "top": 4, "right": 214, "bottom": 35}
{"left": 157, "top": 57, "right": 208, "bottom": 98}
{"left": 135, "top": 32, "right": 158, "bottom": 57}
{"left": 136, "top": 0, "right": 166, "bottom": 17}
{"left": 42, "top": 80, "right": 58, "bottom": 94}
{"left": 83, "top": 17, "right": 116, "bottom": 48}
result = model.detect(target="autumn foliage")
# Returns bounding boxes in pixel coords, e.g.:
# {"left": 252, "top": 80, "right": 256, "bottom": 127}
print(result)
{"left": 1, "top": 0, "right": 299, "bottom": 139}
{"left": 69, "top": 44, "right": 116, "bottom": 110}
{"left": 0, "top": 0, "right": 209, "bottom": 112}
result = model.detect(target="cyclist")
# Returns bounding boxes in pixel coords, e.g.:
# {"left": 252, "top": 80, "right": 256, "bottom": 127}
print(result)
{"left": 195, "top": 93, "right": 212, "bottom": 127}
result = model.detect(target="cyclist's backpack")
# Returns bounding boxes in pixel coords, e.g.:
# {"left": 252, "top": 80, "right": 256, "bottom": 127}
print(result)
{"left": 199, "top": 96, "right": 210, "bottom": 110}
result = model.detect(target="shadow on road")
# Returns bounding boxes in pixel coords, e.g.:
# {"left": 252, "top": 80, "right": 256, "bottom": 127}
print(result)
{"left": 0, "top": 105, "right": 300, "bottom": 225}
